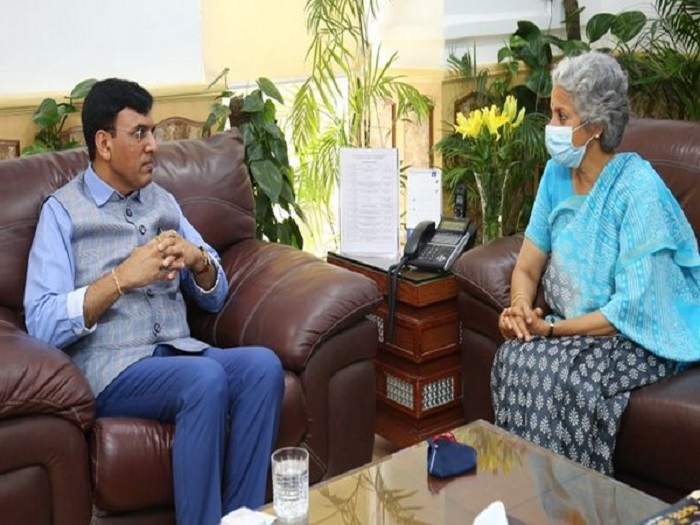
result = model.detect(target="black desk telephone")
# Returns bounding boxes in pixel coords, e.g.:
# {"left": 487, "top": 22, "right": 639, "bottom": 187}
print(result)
{"left": 386, "top": 217, "right": 476, "bottom": 341}
{"left": 404, "top": 217, "right": 476, "bottom": 272}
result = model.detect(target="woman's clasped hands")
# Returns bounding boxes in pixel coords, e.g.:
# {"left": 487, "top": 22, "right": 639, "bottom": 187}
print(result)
{"left": 499, "top": 297, "right": 550, "bottom": 341}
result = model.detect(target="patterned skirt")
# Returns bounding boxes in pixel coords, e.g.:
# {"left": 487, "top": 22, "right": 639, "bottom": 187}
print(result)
{"left": 491, "top": 335, "right": 676, "bottom": 475}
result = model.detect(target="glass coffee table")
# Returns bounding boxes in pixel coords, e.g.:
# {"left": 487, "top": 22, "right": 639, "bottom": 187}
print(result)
{"left": 262, "top": 420, "right": 667, "bottom": 524}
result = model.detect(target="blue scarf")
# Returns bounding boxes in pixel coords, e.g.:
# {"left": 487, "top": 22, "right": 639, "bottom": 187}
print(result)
{"left": 545, "top": 153, "right": 700, "bottom": 362}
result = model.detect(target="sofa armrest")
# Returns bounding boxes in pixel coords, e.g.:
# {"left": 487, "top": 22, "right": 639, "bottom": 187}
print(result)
{"left": 0, "top": 307, "right": 95, "bottom": 431}
{"left": 452, "top": 233, "right": 524, "bottom": 311}
{"left": 189, "top": 240, "right": 382, "bottom": 371}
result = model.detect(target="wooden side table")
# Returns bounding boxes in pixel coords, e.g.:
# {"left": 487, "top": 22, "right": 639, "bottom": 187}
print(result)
{"left": 327, "top": 252, "right": 465, "bottom": 448}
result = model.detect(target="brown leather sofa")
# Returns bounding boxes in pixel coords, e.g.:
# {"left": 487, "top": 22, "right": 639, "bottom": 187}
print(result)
{"left": 0, "top": 129, "right": 382, "bottom": 524}
{"left": 452, "top": 118, "right": 700, "bottom": 503}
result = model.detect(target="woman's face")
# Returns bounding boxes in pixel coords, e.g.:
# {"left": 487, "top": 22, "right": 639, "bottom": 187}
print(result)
{"left": 549, "top": 86, "right": 590, "bottom": 148}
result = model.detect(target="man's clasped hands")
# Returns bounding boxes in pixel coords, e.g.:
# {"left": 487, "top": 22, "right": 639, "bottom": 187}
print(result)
{"left": 113, "top": 230, "right": 209, "bottom": 291}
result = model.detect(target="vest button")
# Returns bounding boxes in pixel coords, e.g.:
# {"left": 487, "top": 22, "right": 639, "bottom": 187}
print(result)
{"left": 146, "top": 289, "right": 154, "bottom": 298}
{"left": 153, "top": 323, "right": 161, "bottom": 334}
{"left": 126, "top": 208, "right": 133, "bottom": 217}
{"left": 139, "top": 225, "right": 146, "bottom": 235}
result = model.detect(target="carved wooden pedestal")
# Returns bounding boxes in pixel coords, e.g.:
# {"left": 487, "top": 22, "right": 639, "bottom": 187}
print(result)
{"left": 327, "top": 252, "right": 465, "bottom": 448}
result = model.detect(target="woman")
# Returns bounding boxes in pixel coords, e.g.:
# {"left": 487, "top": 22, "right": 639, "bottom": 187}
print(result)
{"left": 493, "top": 51, "right": 700, "bottom": 475}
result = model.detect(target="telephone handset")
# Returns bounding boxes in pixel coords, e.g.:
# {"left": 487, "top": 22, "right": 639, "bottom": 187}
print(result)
{"left": 405, "top": 217, "right": 476, "bottom": 273}
{"left": 404, "top": 221, "right": 435, "bottom": 259}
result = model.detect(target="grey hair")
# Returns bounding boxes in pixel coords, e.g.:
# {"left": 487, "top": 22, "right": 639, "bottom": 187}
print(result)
{"left": 551, "top": 52, "right": 630, "bottom": 152}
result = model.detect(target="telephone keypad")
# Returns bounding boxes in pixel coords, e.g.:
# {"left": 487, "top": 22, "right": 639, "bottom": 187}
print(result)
{"left": 418, "top": 244, "right": 453, "bottom": 262}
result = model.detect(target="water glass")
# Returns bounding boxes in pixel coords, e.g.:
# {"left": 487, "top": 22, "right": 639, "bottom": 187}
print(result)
{"left": 272, "top": 447, "right": 309, "bottom": 523}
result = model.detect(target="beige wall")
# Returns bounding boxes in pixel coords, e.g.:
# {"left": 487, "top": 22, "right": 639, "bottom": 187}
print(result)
{"left": 201, "top": 0, "right": 312, "bottom": 84}
{"left": 0, "top": 0, "right": 315, "bottom": 154}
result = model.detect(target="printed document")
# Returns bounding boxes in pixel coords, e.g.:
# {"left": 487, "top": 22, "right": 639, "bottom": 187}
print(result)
{"left": 339, "top": 148, "right": 399, "bottom": 257}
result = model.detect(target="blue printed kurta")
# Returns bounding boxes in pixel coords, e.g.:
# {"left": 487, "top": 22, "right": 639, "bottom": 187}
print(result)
{"left": 526, "top": 153, "right": 700, "bottom": 362}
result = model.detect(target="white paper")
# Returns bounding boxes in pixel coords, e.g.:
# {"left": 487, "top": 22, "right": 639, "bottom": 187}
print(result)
{"left": 406, "top": 168, "right": 442, "bottom": 230}
{"left": 220, "top": 507, "right": 275, "bottom": 525}
{"left": 339, "top": 148, "right": 400, "bottom": 257}
{"left": 473, "top": 500, "right": 509, "bottom": 525}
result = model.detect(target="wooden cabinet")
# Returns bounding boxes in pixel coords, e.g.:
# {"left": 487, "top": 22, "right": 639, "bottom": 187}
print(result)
{"left": 327, "top": 253, "right": 465, "bottom": 448}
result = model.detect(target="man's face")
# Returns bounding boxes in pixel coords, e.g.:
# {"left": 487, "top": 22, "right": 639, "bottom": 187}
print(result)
{"left": 99, "top": 108, "right": 157, "bottom": 195}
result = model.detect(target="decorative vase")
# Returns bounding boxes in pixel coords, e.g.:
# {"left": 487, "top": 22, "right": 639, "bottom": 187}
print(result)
{"left": 474, "top": 171, "right": 508, "bottom": 244}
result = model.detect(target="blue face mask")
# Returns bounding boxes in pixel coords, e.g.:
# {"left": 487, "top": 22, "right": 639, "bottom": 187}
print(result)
{"left": 545, "top": 123, "right": 593, "bottom": 168}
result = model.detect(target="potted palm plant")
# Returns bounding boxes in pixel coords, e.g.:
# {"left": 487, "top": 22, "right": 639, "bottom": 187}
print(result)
{"left": 289, "top": 0, "right": 432, "bottom": 252}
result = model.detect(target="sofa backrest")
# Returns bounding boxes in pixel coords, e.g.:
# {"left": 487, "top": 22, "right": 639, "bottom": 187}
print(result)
{"left": 0, "top": 130, "right": 254, "bottom": 316}
{"left": 619, "top": 118, "right": 700, "bottom": 239}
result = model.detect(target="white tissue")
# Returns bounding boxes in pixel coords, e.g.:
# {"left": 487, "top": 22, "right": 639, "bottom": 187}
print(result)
{"left": 473, "top": 500, "right": 509, "bottom": 525}
{"left": 220, "top": 507, "right": 276, "bottom": 525}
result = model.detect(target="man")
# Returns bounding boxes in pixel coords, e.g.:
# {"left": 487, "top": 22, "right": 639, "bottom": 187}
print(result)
{"left": 24, "top": 78, "right": 284, "bottom": 525}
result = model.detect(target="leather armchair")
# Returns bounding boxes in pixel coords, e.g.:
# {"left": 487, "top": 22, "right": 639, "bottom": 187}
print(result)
{"left": 452, "top": 118, "right": 700, "bottom": 503}
{"left": 0, "top": 129, "right": 381, "bottom": 524}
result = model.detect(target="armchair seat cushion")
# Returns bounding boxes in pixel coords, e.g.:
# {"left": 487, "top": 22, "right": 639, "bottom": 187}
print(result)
{"left": 615, "top": 367, "right": 700, "bottom": 494}
{"left": 90, "top": 418, "right": 174, "bottom": 513}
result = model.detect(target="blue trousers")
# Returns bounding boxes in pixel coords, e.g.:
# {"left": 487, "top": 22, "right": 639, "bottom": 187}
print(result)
{"left": 95, "top": 345, "right": 284, "bottom": 525}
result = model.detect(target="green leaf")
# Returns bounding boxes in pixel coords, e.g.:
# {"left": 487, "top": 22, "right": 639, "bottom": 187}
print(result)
{"left": 272, "top": 138, "right": 289, "bottom": 166}
{"left": 56, "top": 103, "right": 77, "bottom": 119}
{"left": 242, "top": 93, "right": 265, "bottom": 113}
{"left": 560, "top": 39, "right": 591, "bottom": 56}
{"left": 516, "top": 35, "right": 552, "bottom": 70}
{"left": 611, "top": 11, "right": 647, "bottom": 43}
{"left": 21, "top": 139, "right": 52, "bottom": 156}
{"left": 497, "top": 47, "right": 512, "bottom": 63}
{"left": 69, "top": 78, "right": 97, "bottom": 99}
{"left": 256, "top": 77, "right": 284, "bottom": 104}
{"left": 202, "top": 113, "right": 219, "bottom": 137}
{"left": 506, "top": 61, "right": 519, "bottom": 78}
{"left": 526, "top": 69, "right": 552, "bottom": 98}
{"left": 210, "top": 102, "right": 231, "bottom": 120}
{"left": 263, "top": 121, "right": 283, "bottom": 140}
{"left": 241, "top": 123, "right": 256, "bottom": 147}
{"left": 514, "top": 20, "right": 541, "bottom": 39}
{"left": 544, "top": 34, "right": 568, "bottom": 50}
{"left": 33, "top": 98, "right": 61, "bottom": 128}
{"left": 250, "top": 159, "right": 283, "bottom": 202}
{"left": 263, "top": 99, "right": 277, "bottom": 123}
{"left": 280, "top": 178, "right": 296, "bottom": 204}
{"left": 586, "top": 13, "right": 615, "bottom": 43}
{"left": 509, "top": 35, "right": 528, "bottom": 50}
{"left": 247, "top": 143, "right": 265, "bottom": 162}
{"left": 254, "top": 193, "right": 274, "bottom": 237}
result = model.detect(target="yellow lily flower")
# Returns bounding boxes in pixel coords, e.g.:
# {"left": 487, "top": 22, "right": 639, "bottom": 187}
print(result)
{"left": 503, "top": 96, "right": 516, "bottom": 122}
{"left": 513, "top": 107, "right": 525, "bottom": 128}
{"left": 483, "top": 105, "right": 509, "bottom": 140}
{"left": 454, "top": 109, "right": 483, "bottom": 139}
{"left": 453, "top": 112, "right": 469, "bottom": 138}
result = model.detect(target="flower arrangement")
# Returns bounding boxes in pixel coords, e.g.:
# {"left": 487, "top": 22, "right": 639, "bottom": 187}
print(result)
{"left": 436, "top": 95, "right": 546, "bottom": 243}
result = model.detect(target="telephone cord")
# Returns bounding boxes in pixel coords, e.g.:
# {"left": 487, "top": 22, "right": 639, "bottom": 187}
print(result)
{"left": 386, "top": 256, "right": 408, "bottom": 342}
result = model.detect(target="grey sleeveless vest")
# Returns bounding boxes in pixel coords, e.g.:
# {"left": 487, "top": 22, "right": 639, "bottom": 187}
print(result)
{"left": 53, "top": 173, "right": 207, "bottom": 396}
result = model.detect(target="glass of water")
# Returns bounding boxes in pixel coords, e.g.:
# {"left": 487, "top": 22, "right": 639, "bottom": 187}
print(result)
{"left": 271, "top": 447, "right": 309, "bottom": 523}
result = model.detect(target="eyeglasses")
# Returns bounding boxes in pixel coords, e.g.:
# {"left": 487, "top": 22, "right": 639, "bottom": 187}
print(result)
{"left": 106, "top": 125, "right": 157, "bottom": 144}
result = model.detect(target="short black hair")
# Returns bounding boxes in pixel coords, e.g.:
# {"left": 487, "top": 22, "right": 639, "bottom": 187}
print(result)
{"left": 82, "top": 78, "right": 153, "bottom": 161}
